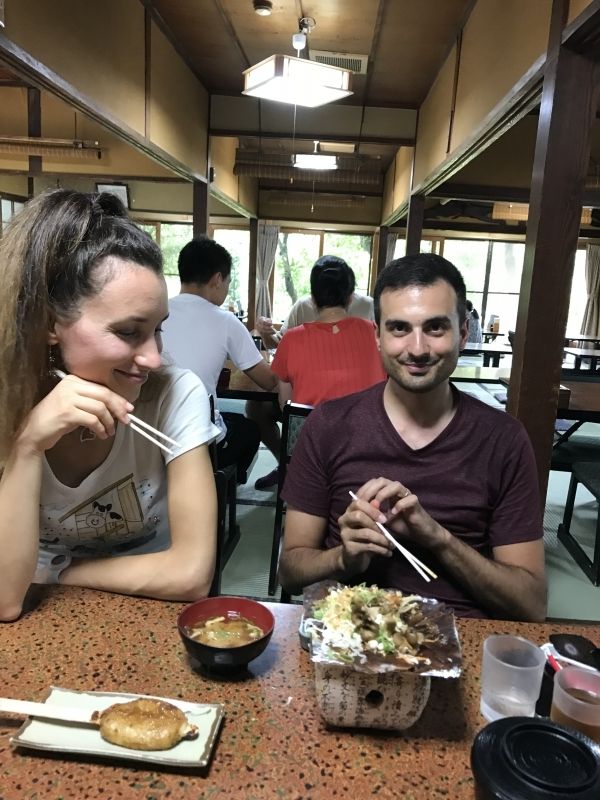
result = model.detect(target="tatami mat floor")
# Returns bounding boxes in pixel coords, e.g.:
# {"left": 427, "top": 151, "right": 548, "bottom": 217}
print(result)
{"left": 220, "top": 403, "right": 600, "bottom": 622}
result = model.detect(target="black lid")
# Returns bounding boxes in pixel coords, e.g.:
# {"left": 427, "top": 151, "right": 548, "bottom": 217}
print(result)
{"left": 471, "top": 717, "right": 600, "bottom": 800}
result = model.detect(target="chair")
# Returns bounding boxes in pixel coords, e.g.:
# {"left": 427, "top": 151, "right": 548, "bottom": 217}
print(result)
{"left": 551, "top": 433, "right": 600, "bottom": 472}
{"left": 207, "top": 396, "right": 240, "bottom": 596}
{"left": 267, "top": 402, "right": 313, "bottom": 597}
{"left": 557, "top": 461, "right": 600, "bottom": 585}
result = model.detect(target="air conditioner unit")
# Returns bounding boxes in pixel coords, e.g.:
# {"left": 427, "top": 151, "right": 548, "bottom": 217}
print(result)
{"left": 309, "top": 50, "right": 368, "bottom": 75}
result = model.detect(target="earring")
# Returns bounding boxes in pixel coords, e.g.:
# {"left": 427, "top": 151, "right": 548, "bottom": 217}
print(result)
{"left": 48, "top": 345, "right": 57, "bottom": 375}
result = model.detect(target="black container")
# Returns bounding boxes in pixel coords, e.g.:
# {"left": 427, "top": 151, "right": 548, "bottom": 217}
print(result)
{"left": 471, "top": 717, "right": 600, "bottom": 800}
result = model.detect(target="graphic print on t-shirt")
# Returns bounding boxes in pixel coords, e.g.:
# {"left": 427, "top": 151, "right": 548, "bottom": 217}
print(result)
{"left": 40, "top": 473, "right": 156, "bottom": 555}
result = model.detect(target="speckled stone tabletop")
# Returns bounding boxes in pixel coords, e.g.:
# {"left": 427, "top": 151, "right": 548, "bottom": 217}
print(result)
{"left": 0, "top": 586, "right": 597, "bottom": 800}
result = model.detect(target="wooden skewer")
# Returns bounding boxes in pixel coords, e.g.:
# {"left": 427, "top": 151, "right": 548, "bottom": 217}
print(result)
{"left": 0, "top": 697, "right": 96, "bottom": 725}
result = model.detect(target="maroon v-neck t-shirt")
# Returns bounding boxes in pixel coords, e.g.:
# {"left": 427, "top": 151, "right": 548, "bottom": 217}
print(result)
{"left": 282, "top": 382, "right": 542, "bottom": 617}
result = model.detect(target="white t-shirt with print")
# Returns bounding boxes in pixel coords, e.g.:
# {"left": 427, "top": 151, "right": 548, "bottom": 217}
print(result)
{"left": 38, "top": 367, "right": 219, "bottom": 561}
{"left": 162, "top": 293, "right": 263, "bottom": 440}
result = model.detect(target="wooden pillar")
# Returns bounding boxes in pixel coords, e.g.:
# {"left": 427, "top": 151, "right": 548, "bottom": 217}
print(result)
{"left": 27, "top": 87, "right": 41, "bottom": 198}
{"left": 192, "top": 179, "right": 209, "bottom": 237}
{"left": 507, "top": 0, "right": 600, "bottom": 499}
{"left": 247, "top": 217, "right": 258, "bottom": 331}
{"left": 405, "top": 193, "right": 424, "bottom": 255}
{"left": 375, "top": 225, "right": 389, "bottom": 281}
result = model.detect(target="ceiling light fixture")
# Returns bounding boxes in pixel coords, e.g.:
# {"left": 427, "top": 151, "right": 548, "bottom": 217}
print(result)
{"left": 243, "top": 54, "right": 352, "bottom": 107}
{"left": 242, "top": 15, "right": 352, "bottom": 108}
{"left": 253, "top": 0, "right": 272, "bottom": 16}
{"left": 294, "top": 153, "right": 338, "bottom": 170}
{"left": 293, "top": 140, "right": 337, "bottom": 170}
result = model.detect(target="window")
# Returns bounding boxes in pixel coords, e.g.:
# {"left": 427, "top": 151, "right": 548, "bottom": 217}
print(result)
{"left": 393, "top": 238, "right": 435, "bottom": 259}
{"left": 272, "top": 231, "right": 321, "bottom": 323}
{"left": 213, "top": 227, "right": 250, "bottom": 315}
{"left": 442, "top": 239, "right": 488, "bottom": 295}
{"left": 322, "top": 233, "right": 372, "bottom": 294}
{"left": 158, "top": 223, "right": 192, "bottom": 297}
{"left": 486, "top": 242, "right": 525, "bottom": 332}
{"left": 1, "top": 196, "right": 25, "bottom": 234}
{"left": 567, "top": 248, "right": 588, "bottom": 335}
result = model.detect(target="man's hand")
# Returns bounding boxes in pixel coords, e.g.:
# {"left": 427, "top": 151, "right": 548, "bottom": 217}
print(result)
{"left": 256, "top": 316, "right": 276, "bottom": 336}
{"left": 355, "top": 477, "right": 450, "bottom": 553}
{"left": 337, "top": 493, "right": 393, "bottom": 576}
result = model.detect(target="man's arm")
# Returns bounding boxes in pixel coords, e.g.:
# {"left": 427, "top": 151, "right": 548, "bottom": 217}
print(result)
{"left": 244, "top": 360, "right": 277, "bottom": 391}
{"left": 351, "top": 481, "right": 547, "bottom": 621}
{"left": 436, "top": 535, "right": 547, "bottom": 621}
{"left": 277, "top": 380, "right": 292, "bottom": 410}
{"left": 278, "top": 506, "right": 393, "bottom": 595}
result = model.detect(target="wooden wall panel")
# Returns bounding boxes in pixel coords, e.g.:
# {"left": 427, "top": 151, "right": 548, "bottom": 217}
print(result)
{"left": 381, "top": 158, "right": 396, "bottom": 222}
{"left": 0, "top": 174, "right": 28, "bottom": 196}
{"left": 237, "top": 175, "right": 258, "bottom": 215}
{"left": 149, "top": 22, "right": 208, "bottom": 177}
{"left": 413, "top": 46, "right": 457, "bottom": 187}
{"left": 451, "top": 0, "right": 551, "bottom": 152}
{"left": 259, "top": 192, "right": 382, "bottom": 226}
{"left": 211, "top": 136, "right": 238, "bottom": 200}
{"left": 568, "top": 0, "right": 594, "bottom": 23}
{"left": 4, "top": 0, "right": 145, "bottom": 134}
{"left": 210, "top": 136, "right": 257, "bottom": 215}
{"left": 394, "top": 147, "right": 414, "bottom": 209}
{"left": 40, "top": 94, "right": 175, "bottom": 178}
{"left": 452, "top": 115, "right": 538, "bottom": 187}
{"left": 31, "top": 174, "right": 192, "bottom": 215}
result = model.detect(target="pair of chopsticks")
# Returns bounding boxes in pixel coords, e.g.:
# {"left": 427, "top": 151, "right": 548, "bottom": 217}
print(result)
{"left": 53, "top": 369, "right": 180, "bottom": 455}
{"left": 348, "top": 490, "right": 438, "bottom": 583}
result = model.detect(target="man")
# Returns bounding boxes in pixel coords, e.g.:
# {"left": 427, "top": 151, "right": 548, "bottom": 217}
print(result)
{"left": 162, "top": 237, "right": 276, "bottom": 483}
{"left": 250, "top": 255, "right": 374, "bottom": 489}
{"left": 278, "top": 253, "right": 547, "bottom": 620}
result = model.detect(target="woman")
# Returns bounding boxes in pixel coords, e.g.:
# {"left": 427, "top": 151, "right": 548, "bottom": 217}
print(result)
{"left": 0, "top": 189, "right": 219, "bottom": 621}
{"left": 271, "top": 256, "right": 386, "bottom": 408}
{"left": 466, "top": 300, "right": 483, "bottom": 344}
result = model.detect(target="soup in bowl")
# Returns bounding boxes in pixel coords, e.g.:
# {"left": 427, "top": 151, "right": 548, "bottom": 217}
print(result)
{"left": 177, "top": 597, "right": 275, "bottom": 672}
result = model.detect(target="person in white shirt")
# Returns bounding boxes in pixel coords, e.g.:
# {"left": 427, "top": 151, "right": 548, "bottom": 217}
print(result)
{"left": 0, "top": 189, "right": 219, "bottom": 620}
{"left": 162, "top": 237, "right": 277, "bottom": 484}
{"left": 256, "top": 290, "right": 374, "bottom": 349}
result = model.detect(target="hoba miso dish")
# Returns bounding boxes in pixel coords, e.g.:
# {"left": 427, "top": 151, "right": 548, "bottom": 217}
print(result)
{"left": 92, "top": 698, "right": 198, "bottom": 751}
{"left": 185, "top": 613, "right": 264, "bottom": 648}
{"left": 311, "top": 584, "right": 440, "bottom": 666}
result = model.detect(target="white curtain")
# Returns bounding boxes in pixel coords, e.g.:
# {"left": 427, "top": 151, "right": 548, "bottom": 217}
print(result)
{"left": 255, "top": 222, "right": 280, "bottom": 318}
{"left": 581, "top": 243, "right": 600, "bottom": 335}
{"left": 385, "top": 232, "right": 399, "bottom": 267}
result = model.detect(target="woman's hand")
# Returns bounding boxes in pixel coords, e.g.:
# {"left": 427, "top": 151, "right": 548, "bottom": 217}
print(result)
{"left": 16, "top": 375, "right": 134, "bottom": 455}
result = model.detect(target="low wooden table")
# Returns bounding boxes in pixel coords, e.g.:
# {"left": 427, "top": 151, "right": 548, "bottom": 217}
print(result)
{"left": 461, "top": 344, "right": 514, "bottom": 367}
{"left": 218, "top": 357, "right": 278, "bottom": 402}
{"left": 0, "top": 587, "right": 598, "bottom": 799}
{"left": 564, "top": 346, "right": 600, "bottom": 372}
{"left": 451, "top": 366, "right": 511, "bottom": 383}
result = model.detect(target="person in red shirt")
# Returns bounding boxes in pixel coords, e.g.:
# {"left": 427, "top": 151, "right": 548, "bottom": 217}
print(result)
{"left": 271, "top": 257, "right": 385, "bottom": 408}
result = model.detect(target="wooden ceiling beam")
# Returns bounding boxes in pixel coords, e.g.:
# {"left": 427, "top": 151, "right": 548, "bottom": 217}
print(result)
{"left": 210, "top": 128, "right": 414, "bottom": 146}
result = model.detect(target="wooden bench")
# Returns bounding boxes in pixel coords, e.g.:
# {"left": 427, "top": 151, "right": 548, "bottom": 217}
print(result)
{"left": 558, "top": 461, "right": 600, "bottom": 585}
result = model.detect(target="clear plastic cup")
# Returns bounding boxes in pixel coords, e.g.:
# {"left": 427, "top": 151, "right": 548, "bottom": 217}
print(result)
{"left": 480, "top": 634, "right": 545, "bottom": 721}
{"left": 550, "top": 666, "right": 600, "bottom": 742}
